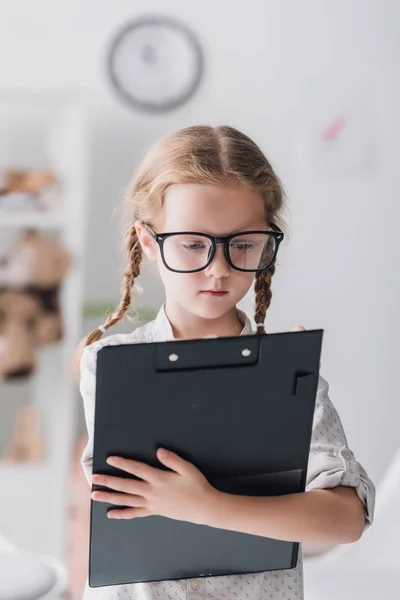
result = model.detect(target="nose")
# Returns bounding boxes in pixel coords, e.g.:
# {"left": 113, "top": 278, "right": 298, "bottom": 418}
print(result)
{"left": 204, "top": 244, "right": 230, "bottom": 279}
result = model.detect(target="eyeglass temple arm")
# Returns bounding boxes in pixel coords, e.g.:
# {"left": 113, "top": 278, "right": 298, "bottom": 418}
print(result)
{"left": 269, "top": 222, "right": 283, "bottom": 234}
{"left": 144, "top": 223, "right": 157, "bottom": 239}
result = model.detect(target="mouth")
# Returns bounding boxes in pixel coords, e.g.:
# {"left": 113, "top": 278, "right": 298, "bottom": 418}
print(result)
{"left": 200, "top": 290, "right": 229, "bottom": 297}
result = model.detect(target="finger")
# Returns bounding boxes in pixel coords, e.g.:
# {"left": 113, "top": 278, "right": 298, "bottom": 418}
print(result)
{"left": 106, "top": 456, "right": 161, "bottom": 483}
{"left": 156, "top": 448, "right": 196, "bottom": 477}
{"left": 292, "top": 325, "right": 306, "bottom": 332}
{"left": 107, "top": 507, "right": 151, "bottom": 519}
{"left": 91, "top": 491, "right": 146, "bottom": 508}
{"left": 92, "top": 474, "right": 148, "bottom": 496}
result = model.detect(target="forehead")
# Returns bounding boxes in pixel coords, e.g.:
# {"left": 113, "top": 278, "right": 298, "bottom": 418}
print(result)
{"left": 158, "top": 182, "right": 267, "bottom": 235}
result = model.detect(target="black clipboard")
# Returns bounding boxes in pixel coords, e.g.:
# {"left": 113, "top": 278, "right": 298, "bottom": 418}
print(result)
{"left": 89, "top": 329, "right": 323, "bottom": 588}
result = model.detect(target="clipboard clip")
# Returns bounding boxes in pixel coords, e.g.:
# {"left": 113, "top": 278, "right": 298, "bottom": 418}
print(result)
{"left": 155, "top": 337, "right": 260, "bottom": 371}
{"left": 293, "top": 372, "right": 317, "bottom": 398}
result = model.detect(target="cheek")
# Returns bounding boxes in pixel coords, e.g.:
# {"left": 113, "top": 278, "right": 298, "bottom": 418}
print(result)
{"left": 158, "top": 262, "right": 201, "bottom": 292}
{"left": 232, "top": 272, "right": 255, "bottom": 296}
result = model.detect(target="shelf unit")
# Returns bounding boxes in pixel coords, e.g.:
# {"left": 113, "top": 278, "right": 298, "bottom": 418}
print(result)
{"left": 0, "top": 92, "right": 89, "bottom": 560}
{"left": 0, "top": 210, "right": 64, "bottom": 230}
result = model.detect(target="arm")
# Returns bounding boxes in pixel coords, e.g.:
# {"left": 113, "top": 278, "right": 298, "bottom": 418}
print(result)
{"left": 77, "top": 332, "right": 139, "bottom": 485}
{"left": 91, "top": 450, "right": 365, "bottom": 546}
{"left": 203, "top": 485, "right": 366, "bottom": 544}
{"left": 201, "top": 375, "right": 372, "bottom": 545}
{"left": 78, "top": 343, "right": 98, "bottom": 484}
{"left": 90, "top": 367, "right": 375, "bottom": 541}
{"left": 72, "top": 336, "right": 88, "bottom": 382}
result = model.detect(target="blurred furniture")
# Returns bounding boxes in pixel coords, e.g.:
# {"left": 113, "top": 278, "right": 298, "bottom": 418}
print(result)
{"left": 0, "top": 92, "right": 88, "bottom": 562}
{"left": 0, "top": 530, "right": 68, "bottom": 599}
{"left": 304, "top": 445, "right": 400, "bottom": 599}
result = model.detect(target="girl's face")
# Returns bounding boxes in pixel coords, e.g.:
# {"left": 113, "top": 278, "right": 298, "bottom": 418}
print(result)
{"left": 137, "top": 182, "right": 268, "bottom": 322}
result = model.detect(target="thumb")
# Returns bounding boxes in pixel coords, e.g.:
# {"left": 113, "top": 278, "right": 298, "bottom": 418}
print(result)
{"left": 157, "top": 448, "right": 194, "bottom": 476}
{"left": 292, "top": 325, "right": 306, "bottom": 332}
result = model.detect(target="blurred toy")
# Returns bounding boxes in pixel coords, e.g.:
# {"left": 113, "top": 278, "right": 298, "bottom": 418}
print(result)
{"left": 0, "top": 230, "right": 70, "bottom": 345}
{"left": 0, "top": 230, "right": 71, "bottom": 380}
{"left": 1, "top": 170, "right": 57, "bottom": 194}
{"left": 0, "top": 229, "right": 70, "bottom": 287}
{"left": 33, "top": 288, "right": 64, "bottom": 345}
{"left": 0, "top": 290, "right": 40, "bottom": 381}
{"left": 5, "top": 405, "right": 45, "bottom": 462}
{"left": 0, "top": 169, "right": 59, "bottom": 212}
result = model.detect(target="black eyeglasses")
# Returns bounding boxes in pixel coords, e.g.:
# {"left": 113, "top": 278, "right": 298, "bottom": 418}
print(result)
{"left": 145, "top": 224, "right": 284, "bottom": 273}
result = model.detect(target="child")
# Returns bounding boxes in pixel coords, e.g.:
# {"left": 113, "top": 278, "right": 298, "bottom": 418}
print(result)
{"left": 78, "top": 125, "right": 375, "bottom": 600}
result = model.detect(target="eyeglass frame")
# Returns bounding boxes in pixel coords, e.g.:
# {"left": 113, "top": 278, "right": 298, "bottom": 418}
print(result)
{"left": 144, "top": 223, "right": 284, "bottom": 273}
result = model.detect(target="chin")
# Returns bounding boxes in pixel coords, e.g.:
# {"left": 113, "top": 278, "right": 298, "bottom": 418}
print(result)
{"left": 190, "top": 298, "right": 236, "bottom": 320}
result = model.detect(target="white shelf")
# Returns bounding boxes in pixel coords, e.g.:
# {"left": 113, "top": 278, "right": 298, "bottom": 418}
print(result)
{"left": 0, "top": 462, "right": 49, "bottom": 475}
{"left": 0, "top": 93, "right": 89, "bottom": 563}
{"left": 0, "top": 210, "right": 64, "bottom": 230}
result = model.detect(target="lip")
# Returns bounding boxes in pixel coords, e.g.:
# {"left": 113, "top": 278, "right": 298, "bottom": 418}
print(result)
{"left": 200, "top": 290, "right": 229, "bottom": 296}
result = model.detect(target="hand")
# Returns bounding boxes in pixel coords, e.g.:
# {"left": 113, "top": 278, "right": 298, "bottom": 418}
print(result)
{"left": 292, "top": 325, "right": 306, "bottom": 332}
{"left": 91, "top": 448, "right": 218, "bottom": 524}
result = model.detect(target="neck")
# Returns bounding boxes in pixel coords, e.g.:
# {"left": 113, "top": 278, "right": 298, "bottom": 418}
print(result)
{"left": 164, "top": 301, "right": 244, "bottom": 340}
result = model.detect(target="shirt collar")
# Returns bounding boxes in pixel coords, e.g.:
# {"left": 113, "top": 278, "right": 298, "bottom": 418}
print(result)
{"left": 154, "top": 304, "right": 253, "bottom": 341}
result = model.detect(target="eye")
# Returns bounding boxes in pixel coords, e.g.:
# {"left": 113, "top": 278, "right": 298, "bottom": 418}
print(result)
{"left": 231, "top": 241, "right": 254, "bottom": 251}
{"left": 176, "top": 236, "right": 208, "bottom": 251}
{"left": 182, "top": 242, "right": 206, "bottom": 251}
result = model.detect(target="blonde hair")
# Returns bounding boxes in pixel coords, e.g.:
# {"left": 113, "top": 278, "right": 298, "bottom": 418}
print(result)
{"left": 85, "top": 125, "right": 286, "bottom": 346}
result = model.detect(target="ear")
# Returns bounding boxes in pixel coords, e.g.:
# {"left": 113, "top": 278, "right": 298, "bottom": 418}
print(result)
{"left": 135, "top": 222, "right": 159, "bottom": 263}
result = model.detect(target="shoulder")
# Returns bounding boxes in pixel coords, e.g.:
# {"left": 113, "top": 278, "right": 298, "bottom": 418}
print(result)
{"left": 315, "top": 373, "right": 335, "bottom": 410}
{"left": 78, "top": 318, "right": 158, "bottom": 380}
{"left": 317, "top": 373, "right": 330, "bottom": 395}
{"left": 311, "top": 373, "right": 346, "bottom": 440}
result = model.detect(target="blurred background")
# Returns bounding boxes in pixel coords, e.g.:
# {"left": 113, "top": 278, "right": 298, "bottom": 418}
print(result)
{"left": 0, "top": 1, "right": 399, "bottom": 598}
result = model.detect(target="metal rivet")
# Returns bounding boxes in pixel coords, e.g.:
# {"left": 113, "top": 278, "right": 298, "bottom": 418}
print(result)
{"left": 169, "top": 353, "right": 179, "bottom": 362}
{"left": 191, "top": 579, "right": 201, "bottom": 590}
{"left": 242, "top": 348, "right": 251, "bottom": 357}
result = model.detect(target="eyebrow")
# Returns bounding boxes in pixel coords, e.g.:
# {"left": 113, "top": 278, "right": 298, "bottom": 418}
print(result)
{"left": 165, "top": 224, "right": 269, "bottom": 236}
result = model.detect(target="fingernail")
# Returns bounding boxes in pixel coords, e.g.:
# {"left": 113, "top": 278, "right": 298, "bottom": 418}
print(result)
{"left": 158, "top": 448, "right": 168, "bottom": 458}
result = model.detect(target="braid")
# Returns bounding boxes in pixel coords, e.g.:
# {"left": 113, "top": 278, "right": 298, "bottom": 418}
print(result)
{"left": 254, "top": 264, "right": 275, "bottom": 335}
{"left": 85, "top": 224, "right": 143, "bottom": 346}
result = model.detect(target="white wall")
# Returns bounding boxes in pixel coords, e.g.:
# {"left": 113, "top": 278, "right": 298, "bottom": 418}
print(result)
{"left": 0, "top": 0, "right": 399, "bottom": 488}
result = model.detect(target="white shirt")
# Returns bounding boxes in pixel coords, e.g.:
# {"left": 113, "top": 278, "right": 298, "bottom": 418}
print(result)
{"left": 80, "top": 307, "right": 375, "bottom": 600}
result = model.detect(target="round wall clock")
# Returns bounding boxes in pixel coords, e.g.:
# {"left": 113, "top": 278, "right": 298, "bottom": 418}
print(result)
{"left": 107, "top": 16, "right": 204, "bottom": 113}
